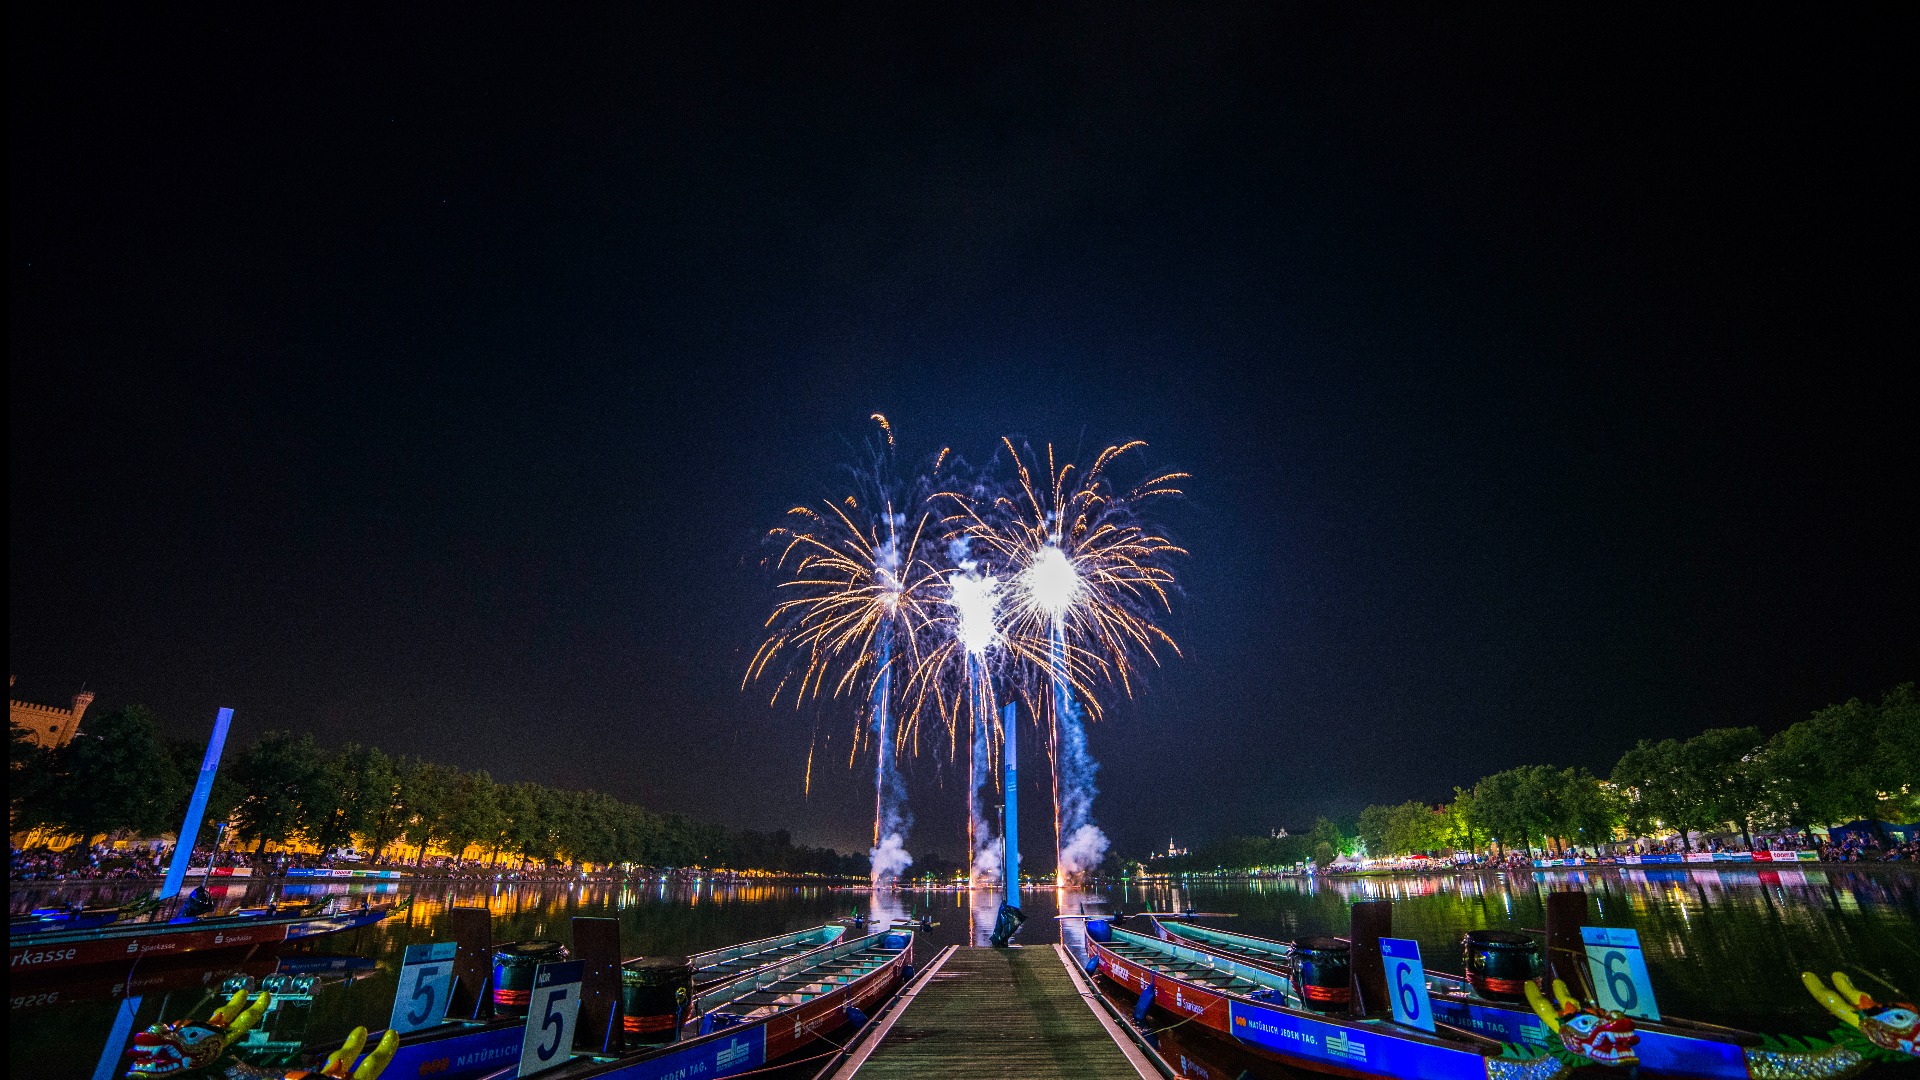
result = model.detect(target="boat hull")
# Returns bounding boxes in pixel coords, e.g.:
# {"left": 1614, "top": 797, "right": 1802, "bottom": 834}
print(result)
{"left": 580, "top": 937, "right": 909, "bottom": 1079}
{"left": 373, "top": 924, "right": 883, "bottom": 1080}
{"left": 7, "top": 904, "right": 397, "bottom": 974}
{"left": 1156, "top": 920, "right": 1762, "bottom": 1080}
{"left": 1090, "top": 936, "right": 1552, "bottom": 1080}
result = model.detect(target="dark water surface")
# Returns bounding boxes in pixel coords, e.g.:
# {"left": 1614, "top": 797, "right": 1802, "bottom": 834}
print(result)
{"left": 10, "top": 866, "right": 1917, "bottom": 1079}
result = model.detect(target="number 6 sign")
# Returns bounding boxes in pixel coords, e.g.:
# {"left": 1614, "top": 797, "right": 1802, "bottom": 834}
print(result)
{"left": 389, "top": 942, "right": 457, "bottom": 1034}
{"left": 1378, "top": 937, "right": 1435, "bottom": 1033}
{"left": 1580, "top": 926, "right": 1660, "bottom": 1021}
{"left": 517, "top": 960, "right": 583, "bottom": 1078}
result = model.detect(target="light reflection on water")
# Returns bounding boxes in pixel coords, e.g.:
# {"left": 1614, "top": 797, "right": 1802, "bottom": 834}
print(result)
{"left": 9, "top": 867, "right": 1916, "bottom": 1079}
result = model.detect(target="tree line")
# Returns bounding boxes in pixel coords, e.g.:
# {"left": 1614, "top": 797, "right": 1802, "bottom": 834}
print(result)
{"left": 1155, "top": 683, "right": 1915, "bottom": 870}
{"left": 10, "top": 708, "right": 866, "bottom": 877}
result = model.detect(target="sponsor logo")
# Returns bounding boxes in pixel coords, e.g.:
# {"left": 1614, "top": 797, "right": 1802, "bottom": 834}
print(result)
{"left": 715, "top": 1038, "right": 752, "bottom": 1069}
{"left": 1326, "top": 1030, "right": 1367, "bottom": 1062}
{"left": 12, "top": 947, "right": 81, "bottom": 967}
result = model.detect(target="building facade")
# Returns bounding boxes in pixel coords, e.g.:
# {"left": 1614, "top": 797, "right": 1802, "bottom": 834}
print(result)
{"left": 9, "top": 676, "right": 94, "bottom": 748}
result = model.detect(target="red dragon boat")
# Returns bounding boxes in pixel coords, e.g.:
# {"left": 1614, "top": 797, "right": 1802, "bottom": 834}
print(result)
{"left": 9, "top": 897, "right": 399, "bottom": 976}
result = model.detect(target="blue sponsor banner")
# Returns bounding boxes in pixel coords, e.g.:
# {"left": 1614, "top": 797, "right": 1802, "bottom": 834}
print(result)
{"left": 378, "top": 1024, "right": 522, "bottom": 1080}
{"left": 598, "top": 1028, "right": 767, "bottom": 1080}
{"left": 1228, "top": 999, "right": 1486, "bottom": 1080}
{"left": 1631, "top": 1026, "right": 1750, "bottom": 1078}
{"left": 1428, "top": 996, "right": 1551, "bottom": 1050}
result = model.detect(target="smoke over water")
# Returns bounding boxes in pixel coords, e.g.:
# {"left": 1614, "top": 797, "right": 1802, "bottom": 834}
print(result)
{"left": 971, "top": 833, "right": 1003, "bottom": 888}
{"left": 968, "top": 694, "right": 1000, "bottom": 886}
{"left": 1054, "top": 697, "right": 1107, "bottom": 882}
{"left": 869, "top": 619, "right": 911, "bottom": 888}
{"left": 871, "top": 706, "right": 912, "bottom": 886}
{"left": 870, "top": 827, "right": 913, "bottom": 886}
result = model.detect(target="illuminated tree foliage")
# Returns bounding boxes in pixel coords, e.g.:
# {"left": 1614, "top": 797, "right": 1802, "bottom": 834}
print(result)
{"left": 10, "top": 719, "right": 866, "bottom": 876}
{"left": 1153, "top": 682, "right": 1914, "bottom": 871}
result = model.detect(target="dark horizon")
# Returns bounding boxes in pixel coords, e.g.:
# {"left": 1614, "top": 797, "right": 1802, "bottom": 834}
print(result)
{"left": 10, "top": 8, "right": 1913, "bottom": 859}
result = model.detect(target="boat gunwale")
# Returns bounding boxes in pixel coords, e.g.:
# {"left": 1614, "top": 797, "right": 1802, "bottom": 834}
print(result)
{"left": 693, "top": 928, "right": 907, "bottom": 1013}
{"left": 683, "top": 922, "right": 845, "bottom": 974}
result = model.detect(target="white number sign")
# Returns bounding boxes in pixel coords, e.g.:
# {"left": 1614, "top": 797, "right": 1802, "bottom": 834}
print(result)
{"left": 1581, "top": 926, "right": 1660, "bottom": 1021}
{"left": 1379, "top": 937, "right": 1435, "bottom": 1033}
{"left": 517, "top": 960, "right": 583, "bottom": 1078}
{"left": 389, "top": 942, "right": 457, "bottom": 1034}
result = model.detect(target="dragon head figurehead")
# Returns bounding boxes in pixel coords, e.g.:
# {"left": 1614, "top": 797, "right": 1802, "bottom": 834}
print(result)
{"left": 1805, "top": 972, "right": 1919, "bottom": 1058}
{"left": 129, "top": 990, "right": 267, "bottom": 1076}
{"left": 1526, "top": 978, "right": 1640, "bottom": 1066}
{"left": 126, "top": 991, "right": 400, "bottom": 1080}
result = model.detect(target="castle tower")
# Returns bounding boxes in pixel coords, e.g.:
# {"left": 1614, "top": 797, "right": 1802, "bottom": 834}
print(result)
{"left": 9, "top": 680, "right": 95, "bottom": 749}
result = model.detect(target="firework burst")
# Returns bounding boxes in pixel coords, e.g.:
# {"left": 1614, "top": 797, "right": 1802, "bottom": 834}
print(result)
{"left": 949, "top": 438, "right": 1188, "bottom": 706}
{"left": 943, "top": 438, "right": 1187, "bottom": 884}
{"left": 745, "top": 416, "right": 949, "bottom": 883}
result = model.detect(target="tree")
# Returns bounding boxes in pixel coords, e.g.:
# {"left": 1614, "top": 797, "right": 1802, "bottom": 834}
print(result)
{"left": 442, "top": 770, "right": 503, "bottom": 864}
{"left": 1356, "top": 804, "right": 1395, "bottom": 858}
{"left": 10, "top": 723, "right": 63, "bottom": 823}
{"left": 1446, "top": 787, "right": 1481, "bottom": 853}
{"left": 1763, "top": 685, "right": 1920, "bottom": 842}
{"left": 1613, "top": 739, "right": 1713, "bottom": 849}
{"left": 307, "top": 744, "right": 398, "bottom": 856}
{"left": 1684, "top": 727, "right": 1765, "bottom": 848}
{"left": 233, "top": 732, "right": 326, "bottom": 854}
{"left": 28, "top": 706, "right": 188, "bottom": 843}
{"left": 396, "top": 760, "right": 459, "bottom": 865}
{"left": 1557, "top": 769, "right": 1622, "bottom": 852}
{"left": 1873, "top": 684, "right": 1920, "bottom": 824}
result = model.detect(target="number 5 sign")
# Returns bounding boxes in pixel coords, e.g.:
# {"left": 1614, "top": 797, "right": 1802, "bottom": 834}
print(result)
{"left": 1378, "top": 937, "right": 1435, "bottom": 1033}
{"left": 389, "top": 942, "right": 457, "bottom": 1034}
{"left": 1580, "top": 926, "right": 1661, "bottom": 1021}
{"left": 517, "top": 960, "right": 583, "bottom": 1078}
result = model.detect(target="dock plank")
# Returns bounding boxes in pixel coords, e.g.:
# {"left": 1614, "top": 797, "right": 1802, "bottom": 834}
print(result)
{"left": 842, "top": 946, "right": 1151, "bottom": 1079}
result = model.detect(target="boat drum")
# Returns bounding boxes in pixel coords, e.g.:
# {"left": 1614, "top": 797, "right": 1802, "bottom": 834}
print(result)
{"left": 492, "top": 940, "right": 566, "bottom": 1015}
{"left": 1461, "top": 930, "right": 1540, "bottom": 1002}
{"left": 1290, "top": 935, "right": 1352, "bottom": 1014}
{"left": 620, "top": 956, "right": 694, "bottom": 1044}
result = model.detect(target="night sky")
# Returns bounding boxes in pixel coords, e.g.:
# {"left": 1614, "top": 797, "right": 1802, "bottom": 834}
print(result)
{"left": 10, "top": 8, "right": 1913, "bottom": 861}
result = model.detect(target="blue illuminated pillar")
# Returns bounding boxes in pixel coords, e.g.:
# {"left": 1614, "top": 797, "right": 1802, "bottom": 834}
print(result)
{"left": 1003, "top": 700, "right": 1018, "bottom": 908}
{"left": 160, "top": 707, "right": 234, "bottom": 899}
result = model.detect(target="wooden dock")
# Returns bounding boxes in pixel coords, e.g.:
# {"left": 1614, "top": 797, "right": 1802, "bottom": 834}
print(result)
{"left": 822, "top": 944, "right": 1167, "bottom": 1079}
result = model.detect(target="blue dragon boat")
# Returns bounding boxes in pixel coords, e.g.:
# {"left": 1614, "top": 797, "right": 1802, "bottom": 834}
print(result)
{"left": 466, "top": 928, "right": 913, "bottom": 1080}
{"left": 373, "top": 922, "right": 849, "bottom": 1080}
{"left": 1152, "top": 915, "right": 1918, "bottom": 1079}
{"left": 1086, "top": 920, "right": 1577, "bottom": 1079}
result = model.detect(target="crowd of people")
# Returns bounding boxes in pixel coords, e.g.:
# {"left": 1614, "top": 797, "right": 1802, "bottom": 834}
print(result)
{"left": 8, "top": 841, "right": 839, "bottom": 885}
{"left": 9, "top": 843, "right": 168, "bottom": 882}
{"left": 1819, "top": 837, "right": 1919, "bottom": 863}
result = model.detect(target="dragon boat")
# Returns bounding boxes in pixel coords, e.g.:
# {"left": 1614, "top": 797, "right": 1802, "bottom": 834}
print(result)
{"left": 1086, "top": 919, "right": 1585, "bottom": 1079}
{"left": 1151, "top": 909, "right": 1916, "bottom": 1079}
{"left": 371, "top": 920, "right": 849, "bottom": 1080}
{"left": 9, "top": 897, "right": 400, "bottom": 975}
{"left": 463, "top": 927, "right": 913, "bottom": 1080}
